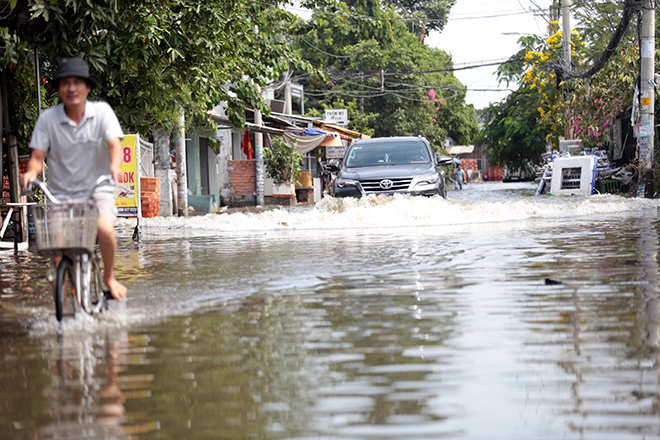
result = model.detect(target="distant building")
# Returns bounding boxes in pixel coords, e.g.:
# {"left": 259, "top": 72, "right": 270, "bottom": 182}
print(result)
{"left": 446, "top": 145, "right": 503, "bottom": 182}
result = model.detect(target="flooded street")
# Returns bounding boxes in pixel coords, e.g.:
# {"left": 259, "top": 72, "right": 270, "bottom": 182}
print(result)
{"left": 3, "top": 182, "right": 660, "bottom": 439}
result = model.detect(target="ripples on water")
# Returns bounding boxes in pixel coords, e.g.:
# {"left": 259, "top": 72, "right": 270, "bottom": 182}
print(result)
{"left": 2, "top": 182, "right": 660, "bottom": 439}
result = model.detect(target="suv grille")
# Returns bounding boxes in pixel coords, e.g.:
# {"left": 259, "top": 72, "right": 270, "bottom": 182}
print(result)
{"left": 360, "top": 177, "right": 413, "bottom": 194}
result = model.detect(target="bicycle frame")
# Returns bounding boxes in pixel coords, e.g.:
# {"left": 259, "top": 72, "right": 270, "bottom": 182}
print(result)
{"left": 65, "top": 251, "right": 104, "bottom": 315}
{"left": 29, "top": 175, "right": 114, "bottom": 321}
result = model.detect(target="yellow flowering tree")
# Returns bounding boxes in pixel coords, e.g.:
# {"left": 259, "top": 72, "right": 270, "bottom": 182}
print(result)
{"left": 490, "top": 9, "right": 638, "bottom": 157}
{"left": 521, "top": 22, "right": 635, "bottom": 150}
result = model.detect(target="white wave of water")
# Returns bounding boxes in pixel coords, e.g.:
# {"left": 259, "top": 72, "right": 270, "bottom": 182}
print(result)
{"left": 117, "top": 183, "right": 660, "bottom": 234}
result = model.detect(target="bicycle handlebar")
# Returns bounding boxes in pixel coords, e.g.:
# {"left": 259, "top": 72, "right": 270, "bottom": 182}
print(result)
{"left": 27, "top": 174, "right": 115, "bottom": 204}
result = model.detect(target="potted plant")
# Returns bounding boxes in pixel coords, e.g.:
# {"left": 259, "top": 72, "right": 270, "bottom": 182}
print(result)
{"left": 264, "top": 137, "right": 303, "bottom": 196}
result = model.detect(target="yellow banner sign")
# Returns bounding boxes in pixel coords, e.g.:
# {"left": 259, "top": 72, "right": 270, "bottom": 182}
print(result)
{"left": 116, "top": 134, "right": 140, "bottom": 216}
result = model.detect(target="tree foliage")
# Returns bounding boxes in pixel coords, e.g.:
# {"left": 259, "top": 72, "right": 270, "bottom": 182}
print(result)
{"left": 293, "top": 0, "right": 478, "bottom": 150}
{"left": 387, "top": 0, "right": 455, "bottom": 34}
{"left": 0, "top": 0, "right": 319, "bottom": 145}
{"left": 482, "top": 1, "right": 643, "bottom": 169}
{"left": 479, "top": 90, "right": 547, "bottom": 174}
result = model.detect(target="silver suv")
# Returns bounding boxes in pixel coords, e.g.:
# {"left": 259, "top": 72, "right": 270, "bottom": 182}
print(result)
{"left": 326, "top": 136, "right": 453, "bottom": 198}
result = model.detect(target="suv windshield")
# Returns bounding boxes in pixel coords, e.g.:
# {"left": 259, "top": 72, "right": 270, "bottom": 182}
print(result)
{"left": 345, "top": 141, "right": 431, "bottom": 168}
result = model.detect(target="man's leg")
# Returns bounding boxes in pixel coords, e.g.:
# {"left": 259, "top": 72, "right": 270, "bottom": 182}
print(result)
{"left": 94, "top": 192, "right": 126, "bottom": 301}
{"left": 98, "top": 215, "right": 127, "bottom": 301}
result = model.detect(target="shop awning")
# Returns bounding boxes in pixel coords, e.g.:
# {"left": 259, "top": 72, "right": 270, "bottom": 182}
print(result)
{"left": 446, "top": 145, "right": 474, "bottom": 155}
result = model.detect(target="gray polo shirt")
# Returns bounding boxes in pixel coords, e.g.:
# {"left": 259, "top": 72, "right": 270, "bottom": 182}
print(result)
{"left": 30, "top": 100, "right": 124, "bottom": 197}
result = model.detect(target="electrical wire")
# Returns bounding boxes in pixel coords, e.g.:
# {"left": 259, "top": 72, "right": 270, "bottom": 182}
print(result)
{"left": 277, "top": 2, "right": 539, "bottom": 23}
{"left": 299, "top": 37, "right": 355, "bottom": 58}
{"left": 558, "top": 0, "right": 642, "bottom": 82}
{"left": 291, "top": 58, "right": 524, "bottom": 83}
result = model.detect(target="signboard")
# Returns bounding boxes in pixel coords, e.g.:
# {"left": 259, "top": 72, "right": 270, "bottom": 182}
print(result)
{"left": 18, "top": 155, "right": 30, "bottom": 174}
{"left": 115, "top": 134, "right": 141, "bottom": 217}
{"left": 559, "top": 139, "right": 581, "bottom": 155}
{"left": 326, "top": 146, "right": 346, "bottom": 159}
{"left": 324, "top": 109, "right": 348, "bottom": 126}
{"left": 639, "top": 125, "right": 655, "bottom": 136}
{"left": 290, "top": 82, "right": 303, "bottom": 99}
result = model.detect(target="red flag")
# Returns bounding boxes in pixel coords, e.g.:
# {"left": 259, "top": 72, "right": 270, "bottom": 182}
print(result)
{"left": 241, "top": 130, "right": 253, "bottom": 160}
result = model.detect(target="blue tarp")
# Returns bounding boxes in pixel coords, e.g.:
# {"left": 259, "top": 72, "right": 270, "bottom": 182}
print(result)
{"left": 290, "top": 128, "right": 328, "bottom": 137}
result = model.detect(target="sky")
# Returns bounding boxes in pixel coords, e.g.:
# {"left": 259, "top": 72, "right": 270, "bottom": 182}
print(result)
{"left": 288, "top": 0, "right": 556, "bottom": 110}
{"left": 427, "top": 0, "right": 554, "bottom": 109}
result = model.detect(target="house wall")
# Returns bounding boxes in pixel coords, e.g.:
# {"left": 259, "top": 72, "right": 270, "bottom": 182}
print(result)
{"left": 184, "top": 128, "right": 222, "bottom": 212}
{"left": 460, "top": 158, "right": 483, "bottom": 183}
{"left": 186, "top": 137, "right": 197, "bottom": 194}
{"left": 455, "top": 145, "right": 506, "bottom": 182}
{"left": 216, "top": 129, "right": 232, "bottom": 206}
{"left": 230, "top": 160, "right": 256, "bottom": 206}
{"left": 486, "top": 167, "right": 504, "bottom": 181}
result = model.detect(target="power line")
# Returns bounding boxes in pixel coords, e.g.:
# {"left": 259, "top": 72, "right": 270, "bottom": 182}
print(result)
{"left": 559, "top": 0, "right": 640, "bottom": 82}
{"left": 292, "top": 58, "right": 524, "bottom": 82}
{"left": 299, "top": 37, "right": 355, "bottom": 59}
{"left": 280, "top": 3, "right": 538, "bottom": 24}
{"left": 302, "top": 85, "right": 514, "bottom": 102}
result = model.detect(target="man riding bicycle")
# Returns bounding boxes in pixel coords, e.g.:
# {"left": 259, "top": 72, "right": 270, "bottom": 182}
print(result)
{"left": 20, "top": 57, "right": 127, "bottom": 301}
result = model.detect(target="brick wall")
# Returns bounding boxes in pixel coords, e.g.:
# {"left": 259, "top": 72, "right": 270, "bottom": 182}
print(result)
{"left": 230, "top": 160, "right": 256, "bottom": 194}
{"left": 486, "top": 167, "right": 504, "bottom": 182}
{"left": 460, "top": 158, "right": 479, "bottom": 173}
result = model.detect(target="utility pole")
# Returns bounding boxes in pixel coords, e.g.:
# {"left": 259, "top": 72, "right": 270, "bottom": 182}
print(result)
{"left": 255, "top": 84, "right": 264, "bottom": 206}
{"left": 561, "top": 0, "right": 572, "bottom": 140}
{"left": 284, "top": 78, "right": 292, "bottom": 116}
{"left": 549, "top": 3, "right": 559, "bottom": 26}
{"left": 174, "top": 112, "right": 188, "bottom": 216}
{"left": 639, "top": 0, "right": 655, "bottom": 183}
{"left": 561, "top": 0, "right": 571, "bottom": 67}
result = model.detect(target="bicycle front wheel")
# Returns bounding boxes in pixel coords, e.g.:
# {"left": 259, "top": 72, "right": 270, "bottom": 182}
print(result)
{"left": 87, "top": 251, "right": 106, "bottom": 314}
{"left": 55, "top": 257, "right": 78, "bottom": 322}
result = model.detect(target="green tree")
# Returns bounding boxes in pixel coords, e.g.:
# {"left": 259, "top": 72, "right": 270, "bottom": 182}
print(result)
{"left": 294, "top": 0, "right": 477, "bottom": 149}
{"left": 387, "top": 0, "right": 455, "bottom": 34}
{"left": 0, "top": 0, "right": 320, "bottom": 140}
{"left": 483, "top": 0, "right": 641, "bottom": 171}
{"left": 479, "top": 90, "right": 547, "bottom": 175}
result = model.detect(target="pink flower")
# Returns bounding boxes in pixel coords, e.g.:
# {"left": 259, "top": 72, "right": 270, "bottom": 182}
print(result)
{"left": 428, "top": 90, "right": 436, "bottom": 100}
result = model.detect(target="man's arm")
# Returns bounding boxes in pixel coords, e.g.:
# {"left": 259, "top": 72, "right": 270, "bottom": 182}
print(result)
{"left": 106, "top": 137, "right": 123, "bottom": 185}
{"left": 19, "top": 149, "right": 46, "bottom": 190}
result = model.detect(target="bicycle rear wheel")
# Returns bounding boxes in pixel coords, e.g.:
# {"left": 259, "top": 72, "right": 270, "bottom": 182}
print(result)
{"left": 55, "top": 257, "right": 78, "bottom": 322}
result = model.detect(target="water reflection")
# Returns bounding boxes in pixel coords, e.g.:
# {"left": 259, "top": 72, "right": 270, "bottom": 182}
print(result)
{"left": 3, "top": 185, "right": 660, "bottom": 438}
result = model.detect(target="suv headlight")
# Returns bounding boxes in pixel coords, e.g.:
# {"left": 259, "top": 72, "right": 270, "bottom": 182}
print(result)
{"left": 336, "top": 178, "right": 358, "bottom": 188}
{"left": 415, "top": 173, "right": 439, "bottom": 184}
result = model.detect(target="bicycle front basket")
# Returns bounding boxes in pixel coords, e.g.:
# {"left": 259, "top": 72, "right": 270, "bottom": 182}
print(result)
{"left": 31, "top": 202, "right": 99, "bottom": 255}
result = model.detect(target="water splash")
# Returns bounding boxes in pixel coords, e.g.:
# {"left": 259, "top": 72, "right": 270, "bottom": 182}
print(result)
{"left": 118, "top": 190, "right": 660, "bottom": 234}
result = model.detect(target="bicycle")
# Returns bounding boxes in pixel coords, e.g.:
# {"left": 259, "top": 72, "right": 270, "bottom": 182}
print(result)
{"left": 28, "top": 175, "right": 115, "bottom": 322}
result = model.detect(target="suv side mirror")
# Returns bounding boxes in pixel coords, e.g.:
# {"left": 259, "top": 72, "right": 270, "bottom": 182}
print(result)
{"left": 436, "top": 155, "right": 454, "bottom": 167}
{"left": 325, "top": 160, "right": 340, "bottom": 173}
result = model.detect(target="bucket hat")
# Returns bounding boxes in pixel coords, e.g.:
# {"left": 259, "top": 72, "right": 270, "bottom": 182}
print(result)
{"left": 53, "top": 57, "right": 98, "bottom": 90}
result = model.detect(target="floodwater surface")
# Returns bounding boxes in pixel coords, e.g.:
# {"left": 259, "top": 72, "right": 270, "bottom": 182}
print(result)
{"left": 2, "top": 182, "right": 660, "bottom": 439}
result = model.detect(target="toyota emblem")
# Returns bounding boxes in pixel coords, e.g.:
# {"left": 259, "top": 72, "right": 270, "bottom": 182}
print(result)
{"left": 379, "top": 179, "right": 393, "bottom": 190}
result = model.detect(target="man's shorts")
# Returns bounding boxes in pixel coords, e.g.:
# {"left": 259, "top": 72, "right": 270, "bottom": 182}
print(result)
{"left": 93, "top": 191, "right": 118, "bottom": 222}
